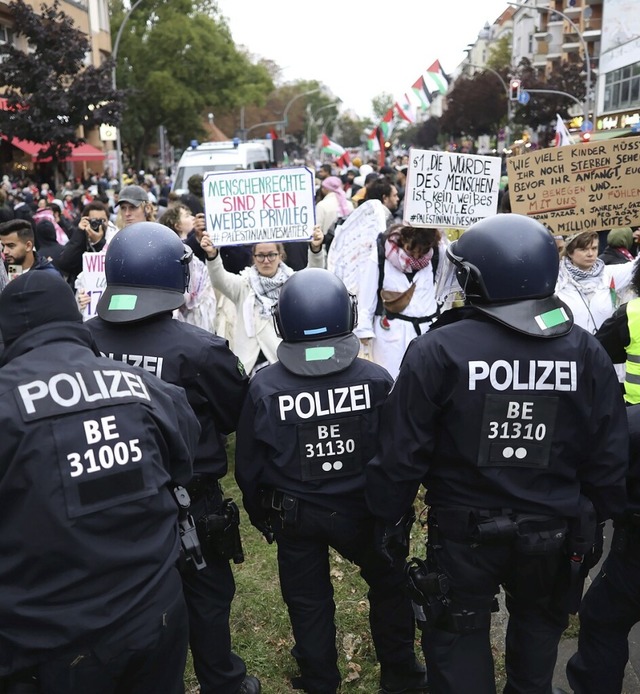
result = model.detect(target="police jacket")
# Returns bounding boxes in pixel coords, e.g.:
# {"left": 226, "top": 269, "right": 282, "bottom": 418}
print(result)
{"left": 0, "top": 322, "right": 199, "bottom": 676}
{"left": 88, "top": 313, "right": 248, "bottom": 478}
{"left": 235, "top": 357, "right": 394, "bottom": 525}
{"left": 366, "top": 307, "right": 629, "bottom": 524}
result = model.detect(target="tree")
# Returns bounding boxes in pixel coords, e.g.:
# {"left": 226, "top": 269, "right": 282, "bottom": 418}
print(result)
{"left": 511, "top": 58, "right": 586, "bottom": 129}
{"left": 111, "top": 0, "right": 274, "bottom": 168}
{"left": 0, "top": 0, "right": 121, "bottom": 162}
{"left": 439, "top": 72, "right": 506, "bottom": 140}
{"left": 371, "top": 93, "right": 394, "bottom": 121}
{"left": 486, "top": 35, "right": 512, "bottom": 71}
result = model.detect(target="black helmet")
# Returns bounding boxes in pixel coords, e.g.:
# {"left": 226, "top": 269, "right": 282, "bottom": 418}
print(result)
{"left": 97, "top": 221, "right": 191, "bottom": 323}
{"left": 274, "top": 268, "right": 360, "bottom": 376}
{"left": 447, "top": 214, "right": 572, "bottom": 337}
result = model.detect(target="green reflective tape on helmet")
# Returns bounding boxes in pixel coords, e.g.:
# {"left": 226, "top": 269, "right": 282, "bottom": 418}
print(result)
{"left": 305, "top": 346, "right": 335, "bottom": 361}
{"left": 108, "top": 294, "right": 138, "bottom": 310}
{"left": 534, "top": 307, "right": 569, "bottom": 330}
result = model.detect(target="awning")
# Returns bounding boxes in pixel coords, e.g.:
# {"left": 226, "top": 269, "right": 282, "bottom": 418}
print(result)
{"left": 4, "top": 136, "right": 105, "bottom": 162}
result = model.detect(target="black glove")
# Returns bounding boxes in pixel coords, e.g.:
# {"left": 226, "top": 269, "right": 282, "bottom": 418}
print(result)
{"left": 375, "top": 508, "right": 416, "bottom": 565}
{"left": 254, "top": 519, "right": 274, "bottom": 544}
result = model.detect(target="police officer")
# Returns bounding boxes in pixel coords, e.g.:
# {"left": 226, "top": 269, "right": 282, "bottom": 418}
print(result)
{"left": 0, "top": 271, "right": 200, "bottom": 694}
{"left": 87, "top": 222, "right": 258, "bottom": 694}
{"left": 563, "top": 403, "right": 640, "bottom": 694}
{"left": 235, "top": 268, "right": 428, "bottom": 694}
{"left": 365, "top": 214, "right": 629, "bottom": 694}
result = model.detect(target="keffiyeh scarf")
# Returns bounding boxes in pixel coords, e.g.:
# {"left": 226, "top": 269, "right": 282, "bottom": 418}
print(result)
{"left": 385, "top": 232, "right": 434, "bottom": 274}
{"left": 247, "top": 262, "right": 294, "bottom": 318}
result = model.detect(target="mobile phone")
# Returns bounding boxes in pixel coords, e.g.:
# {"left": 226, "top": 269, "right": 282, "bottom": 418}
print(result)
{"left": 8, "top": 264, "right": 23, "bottom": 280}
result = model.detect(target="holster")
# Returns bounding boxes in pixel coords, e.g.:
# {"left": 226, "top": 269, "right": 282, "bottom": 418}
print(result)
{"left": 196, "top": 499, "right": 245, "bottom": 564}
{"left": 173, "top": 485, "right": 207, "bottom": 572}
{"left": 259, "top": 488, "right": 299, "bottom": 529}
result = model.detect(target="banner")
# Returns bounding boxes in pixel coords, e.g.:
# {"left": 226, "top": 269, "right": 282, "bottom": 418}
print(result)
{"left": 507, "top": 137, "right": 640, "bottom": 234}
{"left": 403, "top": 148, "right": 501, "bottom": 228}
{"left": 203, "top": 167, "right": 316, "bottom": 246}
{"left": 81, "top": 251, "right": 107, "bottom": 321}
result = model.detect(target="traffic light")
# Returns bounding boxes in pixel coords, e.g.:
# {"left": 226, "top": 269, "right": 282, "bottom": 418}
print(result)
{"left": 509, "top": 79, "right": 521, "bottom": 101}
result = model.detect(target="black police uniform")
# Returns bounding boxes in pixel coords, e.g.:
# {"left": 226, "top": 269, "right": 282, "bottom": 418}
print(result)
{"left": 0, "top": 318, "right": 199, "bottom": 693}
{"left": 565, "top": 404, "right": 640, "bottom": 694}
{"left": 87, "top": 313, "right": 250, "bottom": 694}
{"left": 236, "top": 350, "right": 424, "bottom": 694}
{"left": 366, "top": 306, "right": 628, "bottom": 694}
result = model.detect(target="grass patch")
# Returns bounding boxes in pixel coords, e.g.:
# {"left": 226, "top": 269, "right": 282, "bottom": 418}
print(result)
{"left": 185, "top": 435, "right": 576, "bottom": 692}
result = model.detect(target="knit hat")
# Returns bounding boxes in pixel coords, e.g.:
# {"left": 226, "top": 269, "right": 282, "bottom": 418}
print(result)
{"left": 0, "top": 271, "right": 82, "bottom": 346}
{"left": 607, "top": 227, "right": 633, "bottom": 249}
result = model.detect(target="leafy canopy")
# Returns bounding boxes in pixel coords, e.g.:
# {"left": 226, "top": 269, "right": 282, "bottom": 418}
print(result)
{"left": 0, "top": 0, "right": 121, "bottom": 161}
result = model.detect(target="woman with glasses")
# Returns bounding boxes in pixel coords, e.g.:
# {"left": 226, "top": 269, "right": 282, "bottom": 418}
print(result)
{"left": 201, "top": 226, "right": 325, "bottom": 376}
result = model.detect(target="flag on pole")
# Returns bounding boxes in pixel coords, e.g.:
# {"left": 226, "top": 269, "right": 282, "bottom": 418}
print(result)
{"left": 379, "top": 109, "right": 395, "bottom": 139}
{"left": 425, "top": 60, "right": 449, "bottom": 94}
{"left": 412, "top": 75, "right": 431, "bottom": 111}
{"left": 395, "top": 94, "right": 417, "bottom": 123}
{"left": 367, "top": 128, "right": 380, "bottom": 152}
{"left": 554, "top": 114, "right": 573, "bottom": 147}
{"left": 335, "top": 151, "right": 351, "bottom": 169}
{"left": 321, "top": 133, "right": 346, "bottom": 157}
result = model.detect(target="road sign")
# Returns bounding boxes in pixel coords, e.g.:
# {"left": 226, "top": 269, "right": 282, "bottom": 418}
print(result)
{"left": 518, "top": 90, "right": 530, "bottom": 105}
{"left": 581, "top": 120, "right": 594, "bottom": 132}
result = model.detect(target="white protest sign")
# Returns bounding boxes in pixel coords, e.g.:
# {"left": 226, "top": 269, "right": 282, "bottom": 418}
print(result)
{"left": 404, "top": 149, "right": 501, "bottom": 228}
{"left": 81, "top": 251, "right": 107, "bottom": 321}
{"left": 203, "top": 167, "right": 315, "bottom": 246}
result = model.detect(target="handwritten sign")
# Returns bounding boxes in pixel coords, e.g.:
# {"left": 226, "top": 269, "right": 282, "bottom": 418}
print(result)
{"left": 81, "top": 251, "right": 107, "bottom": 321}
{"left": 404, "top": 149, "right": 501, "bottom": 228}
{"left": 507, "top": 137, "right": 640, "bottom": 234}
{"left": 203, "top": 167, "right": 316, "bottom": 246}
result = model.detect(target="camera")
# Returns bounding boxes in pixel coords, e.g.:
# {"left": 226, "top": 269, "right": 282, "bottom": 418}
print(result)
{"left": 88, "top": 218, "right": 105, "bottom": 232}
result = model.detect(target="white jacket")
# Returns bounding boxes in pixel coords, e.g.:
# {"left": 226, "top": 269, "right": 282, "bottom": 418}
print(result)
{"left": 555, "top": 258, "right": 638, "bottom": 334}
{"left": 206, "top": 247, "right": 326, "bottom": 374}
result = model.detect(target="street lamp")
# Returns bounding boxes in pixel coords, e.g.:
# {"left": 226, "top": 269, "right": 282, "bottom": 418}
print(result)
{"left": 306, "top": 101, "right": 339, "bottom": 146}
{"left": 111, "top": 0, "right": 145, "bottom": 187}
{"left": 507, "top": 1, "right": 591, "bottom": 124}
{"left": 281, "top": 88, "right": 321, "bottom": 138}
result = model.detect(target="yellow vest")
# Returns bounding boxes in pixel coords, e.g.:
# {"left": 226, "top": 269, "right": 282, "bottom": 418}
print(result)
{"left": 624, "top": 298, "right": 640, "bottom": 404}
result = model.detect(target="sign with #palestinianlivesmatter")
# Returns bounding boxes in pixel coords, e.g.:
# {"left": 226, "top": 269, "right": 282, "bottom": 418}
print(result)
{"left": 203, "top": 167, "right": 316, "bottom": 246}
{"left": 507, "top": 137, "right": 640, "bottom": 234}
{"left": 403, "top": 148, "right": 501, "bottom": 228}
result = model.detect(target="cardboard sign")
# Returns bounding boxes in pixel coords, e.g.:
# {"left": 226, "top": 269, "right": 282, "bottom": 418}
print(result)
{"left": 404, "top": 149, "right": 501, "bottom": 228}
{"left": 81, "top": 251, "right": 107, "bottom": 321}
{"left": 203, "top": 167, "right": 316, "bottom": 246}
{"left": 507, "top": 137, "right": 640, "bottom": 234}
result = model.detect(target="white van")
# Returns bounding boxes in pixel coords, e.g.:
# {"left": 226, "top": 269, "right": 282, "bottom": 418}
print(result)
{"left": 172, "top": 140, "right": 275, "bottom": 195}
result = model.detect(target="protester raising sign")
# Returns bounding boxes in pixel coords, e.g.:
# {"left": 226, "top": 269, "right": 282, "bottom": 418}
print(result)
{"left": 203, "top": 167, "right": 316, "bottom": 247}
{"left": 507, "top": 137, "right": 640, "bottom": 234}
{"left": 81, "top": 251, "right": 107, "bottom": 321}
{"left": 403, "top": 149, "right": 501, "bottom": 228}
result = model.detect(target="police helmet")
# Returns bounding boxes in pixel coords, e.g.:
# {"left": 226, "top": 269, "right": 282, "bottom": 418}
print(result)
{"left": 274, "top": 268, "right": 361, "bottom": 376}
{"left": 447, "top": 214, "right": 572, "bottom": 337}
{"left": 97, "top": 221, "right": 191, "bottom": 323}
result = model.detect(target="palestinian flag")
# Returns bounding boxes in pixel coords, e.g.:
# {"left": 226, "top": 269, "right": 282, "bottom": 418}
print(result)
{"left": 425, "top": 60, "right": 449, "bottom": 94}
{"left": 335, "top": 151, "right": 351, "bottom": 169}
{"left": 395, "top": 94, "right": 416, "bottom": 123}
{"left": 379, "top": 109, "right": 395, "bottom": 139}
{"left": 367, "top": 128, "right": 380, "bottom": 152}
{"left": 321, "top": 134, "right": 345, "bottom": 157}
{"left": 412, "top": 75, "right": 431, "bottom": 111}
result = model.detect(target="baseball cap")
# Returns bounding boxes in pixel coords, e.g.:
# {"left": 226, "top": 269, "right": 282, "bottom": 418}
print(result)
{"left": 118, "top": 185, "right": 148, "bottom": 207}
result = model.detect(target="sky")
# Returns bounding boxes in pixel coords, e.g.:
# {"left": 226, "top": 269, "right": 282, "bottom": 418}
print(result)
{"left": 215, "top": 0, "right": 512, "bottom": 120}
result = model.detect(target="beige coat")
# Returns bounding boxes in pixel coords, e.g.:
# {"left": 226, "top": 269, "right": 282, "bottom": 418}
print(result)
{"left": 206, "top": 247, "right": 326, "bottom": 374}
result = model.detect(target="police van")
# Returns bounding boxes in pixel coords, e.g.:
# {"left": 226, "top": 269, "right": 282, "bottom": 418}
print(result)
{"left": 172, "top": 139, "right": 282, "bottom": 196}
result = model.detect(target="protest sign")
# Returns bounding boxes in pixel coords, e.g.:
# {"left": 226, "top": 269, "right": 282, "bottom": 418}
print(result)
{"left": 403, "top": 149, "right": 501, "bottom": 228}
{"left": 81, "top": 251, "right": 106, "bottom": 321}
{"left": 507, "top": 137, "right": 640, "bottom": 234}
{"left": 203, "top": 167, "right": 316, "bottom": 246}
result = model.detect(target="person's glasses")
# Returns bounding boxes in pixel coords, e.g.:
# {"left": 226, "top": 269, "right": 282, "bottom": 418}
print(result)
{"left": 253, "top": 252, "right": 280, "bottom": 262}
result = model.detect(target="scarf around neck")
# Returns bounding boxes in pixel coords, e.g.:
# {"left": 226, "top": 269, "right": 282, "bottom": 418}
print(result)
{"left": 385, "top": 232, "right": 434, "bottom": 274}
{"left": 247, "top": 262, "right": 293, "bottom": 317}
